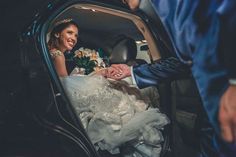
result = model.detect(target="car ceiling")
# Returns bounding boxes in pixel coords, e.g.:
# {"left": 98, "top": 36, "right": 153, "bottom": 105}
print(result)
{"left": 54, "top": 6, "right": 144, "bottom": 49}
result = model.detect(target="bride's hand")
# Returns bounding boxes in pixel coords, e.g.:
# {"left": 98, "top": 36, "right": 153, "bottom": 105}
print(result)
{"left": 94, "top": 65, "right": 131, "bottom": 80}
{"left": 106, "top": 67, "right": 120, "bottom": 78}
{"left": 108, "top": 64, "right": 131, "bottom": 80}
{"left": 95, "top": 68, "right": 109, "bottom": 77}
{"left": 94, "top": 67, "right": 119, "bottom": 78}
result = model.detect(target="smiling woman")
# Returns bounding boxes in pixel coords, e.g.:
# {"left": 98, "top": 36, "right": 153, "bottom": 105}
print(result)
{"left": 48, "top": 19, "right": 79, "bottom": 77}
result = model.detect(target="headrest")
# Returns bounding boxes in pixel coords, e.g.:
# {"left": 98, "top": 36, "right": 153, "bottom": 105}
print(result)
{"left": 109, "top": 36, "right": 137, "bottom": 64}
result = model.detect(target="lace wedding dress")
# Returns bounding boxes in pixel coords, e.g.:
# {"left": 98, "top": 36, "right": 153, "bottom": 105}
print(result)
{"left": 61, "top": 75, "right": 169, "bottom": 157}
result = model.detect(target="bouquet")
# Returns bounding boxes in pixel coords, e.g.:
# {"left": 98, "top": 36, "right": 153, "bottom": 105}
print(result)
{"left": 73, "top": 47, "right": 107, "bottom": 75}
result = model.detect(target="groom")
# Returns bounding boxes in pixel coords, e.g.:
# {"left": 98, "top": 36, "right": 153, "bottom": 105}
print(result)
{"left": 106, "top": 0, "right": 236, "bottom": 157}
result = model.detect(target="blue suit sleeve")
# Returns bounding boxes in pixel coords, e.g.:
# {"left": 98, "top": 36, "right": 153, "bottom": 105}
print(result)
{"left": 133, "top": 57, "right": 190, "bottom": 89}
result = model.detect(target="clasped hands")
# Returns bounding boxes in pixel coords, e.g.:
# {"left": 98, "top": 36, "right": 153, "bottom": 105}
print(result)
{"left": 96, "top": 64, "right": 131, "bottom": 80}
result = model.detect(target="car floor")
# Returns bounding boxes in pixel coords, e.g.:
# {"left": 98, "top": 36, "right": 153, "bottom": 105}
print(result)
{"left": 173, "top": 124, "right": 201, "bottom": 157}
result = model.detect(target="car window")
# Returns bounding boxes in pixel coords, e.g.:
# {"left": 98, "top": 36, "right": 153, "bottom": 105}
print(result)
{"left": 46, "top": 3, "right": 169, "bottom": 157}
{"left": 48, "top": 4, "right": 161, "bottom": 64}
{"left": 136, "top": 42, "right": 151, "bottom": 63}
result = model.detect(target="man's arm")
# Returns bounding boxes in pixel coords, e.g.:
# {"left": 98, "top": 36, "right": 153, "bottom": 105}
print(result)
{"left": 109, "top": 57, "right": 190, "bottom": 88}
{"left": 132, "top": 57, "right": 190, "bottom": 89}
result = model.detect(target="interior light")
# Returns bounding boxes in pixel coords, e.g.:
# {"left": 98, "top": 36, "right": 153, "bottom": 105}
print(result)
{"left": 81, "top": 6, "right": 90, "bottom": 10}
{"left": 142, "top": 40, "right": 147, "bottom": 43}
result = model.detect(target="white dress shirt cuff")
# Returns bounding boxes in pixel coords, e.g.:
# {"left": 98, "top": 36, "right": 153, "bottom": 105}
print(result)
{"left": 130, "top": 66, "right": 137, "bottom": 86}
{"left": 229, "top": 79, "right": 236, "bottom": 85}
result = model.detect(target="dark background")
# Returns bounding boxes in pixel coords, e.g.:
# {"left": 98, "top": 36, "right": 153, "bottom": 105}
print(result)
{"left": 0, "top": 0, "right": 47, "bottom": 56}
{"left": 0, "top": 0, "right": 48, "bottom": 68}
{"left": 0, "top": 0, "right": 47, "bottom": 34}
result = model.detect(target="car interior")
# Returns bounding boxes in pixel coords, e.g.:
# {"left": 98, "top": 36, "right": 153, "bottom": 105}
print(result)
{"left": 0, "top": 1, "right": 204, "bottom": 157}
{"left": 50, "top": 5, "right": 161, "bottom": 58}
{"left": 43, "top": 3, "right": 206, "bottom": 157}
{"left": 46, "top": 3, "right": 174, "bottom": 157}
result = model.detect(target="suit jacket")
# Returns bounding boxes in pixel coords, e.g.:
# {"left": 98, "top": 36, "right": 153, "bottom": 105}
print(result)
{"left": 133, "top": 0, "right": 236, "bottom": 133}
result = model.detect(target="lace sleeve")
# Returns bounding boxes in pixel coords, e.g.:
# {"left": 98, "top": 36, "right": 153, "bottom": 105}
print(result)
{"left": 50, "top": 50, "right": 63, "bottom": 59}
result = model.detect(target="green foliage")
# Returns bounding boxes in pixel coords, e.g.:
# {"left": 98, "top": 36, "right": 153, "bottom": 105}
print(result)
{"left": 74, "top": 56, "right": 97, "bottom": 75}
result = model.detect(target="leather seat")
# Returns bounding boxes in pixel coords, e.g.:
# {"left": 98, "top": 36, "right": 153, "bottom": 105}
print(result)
{"left": 109, "top": 35, "right": 147, "bottom": 66}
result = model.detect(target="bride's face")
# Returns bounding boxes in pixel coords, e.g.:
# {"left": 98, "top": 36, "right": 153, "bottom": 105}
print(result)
{"left": 57, "top": 24, "right": 78, "bottom": 52}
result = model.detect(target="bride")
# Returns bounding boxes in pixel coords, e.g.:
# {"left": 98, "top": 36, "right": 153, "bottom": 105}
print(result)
{"left": 48, "top": 19, "right": 169, "bottom": 157}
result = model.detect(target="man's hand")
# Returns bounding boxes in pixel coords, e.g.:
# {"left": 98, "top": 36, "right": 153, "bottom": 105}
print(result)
{"left": 219, "top": 85, "right": 236, "bottom": 143}
{"left": 108, "top": 64, "right": 131, "bottom": 80}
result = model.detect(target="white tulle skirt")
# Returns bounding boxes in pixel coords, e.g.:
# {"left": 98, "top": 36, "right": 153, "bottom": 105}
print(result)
{"left": 60, "top": 75, "right": 169, "bottom": 157}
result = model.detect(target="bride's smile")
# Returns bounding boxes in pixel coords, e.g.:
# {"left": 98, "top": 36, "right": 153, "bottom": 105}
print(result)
{"left": 58, "top": 24, "right": 78, "bottom": 52}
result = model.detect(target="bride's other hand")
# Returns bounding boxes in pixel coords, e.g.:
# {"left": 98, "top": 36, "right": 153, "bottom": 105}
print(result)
{"left": 95, "top": 68, "right": 108, "bottom": 77}
{"left": 106, "top": 67, "right": 118, "bottom": 78}
{"left": 95, "top": 67, "right": 119, "bottom": 78}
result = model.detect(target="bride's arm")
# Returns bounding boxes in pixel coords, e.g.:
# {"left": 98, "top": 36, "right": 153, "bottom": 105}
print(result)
{"left": 52, "top": 53, "right": 68, "bottom": 77}
{"left": 92, "top": 68, "right": 108, "bottom": 77}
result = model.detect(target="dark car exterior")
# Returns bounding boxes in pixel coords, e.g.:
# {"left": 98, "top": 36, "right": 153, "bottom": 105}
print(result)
{"left": 1, "top": 0, "right": 203, "bottom": 157}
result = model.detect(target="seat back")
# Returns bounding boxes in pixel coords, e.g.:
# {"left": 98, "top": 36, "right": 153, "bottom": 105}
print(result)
{"left": 109, "top": 35, "right": 146, "bottom": 66}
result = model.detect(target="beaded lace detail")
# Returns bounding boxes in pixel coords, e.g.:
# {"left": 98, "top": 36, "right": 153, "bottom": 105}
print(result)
{"left": 60, "top": 75, "right": 169, "bottom": 156}
{"left": 50, "top": 50, "right": 63, "bottom": 59}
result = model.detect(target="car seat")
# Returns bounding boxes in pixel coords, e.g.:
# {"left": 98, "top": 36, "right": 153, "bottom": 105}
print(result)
{"left": 108, "top": 35, "right": 147, "bottom": 66}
